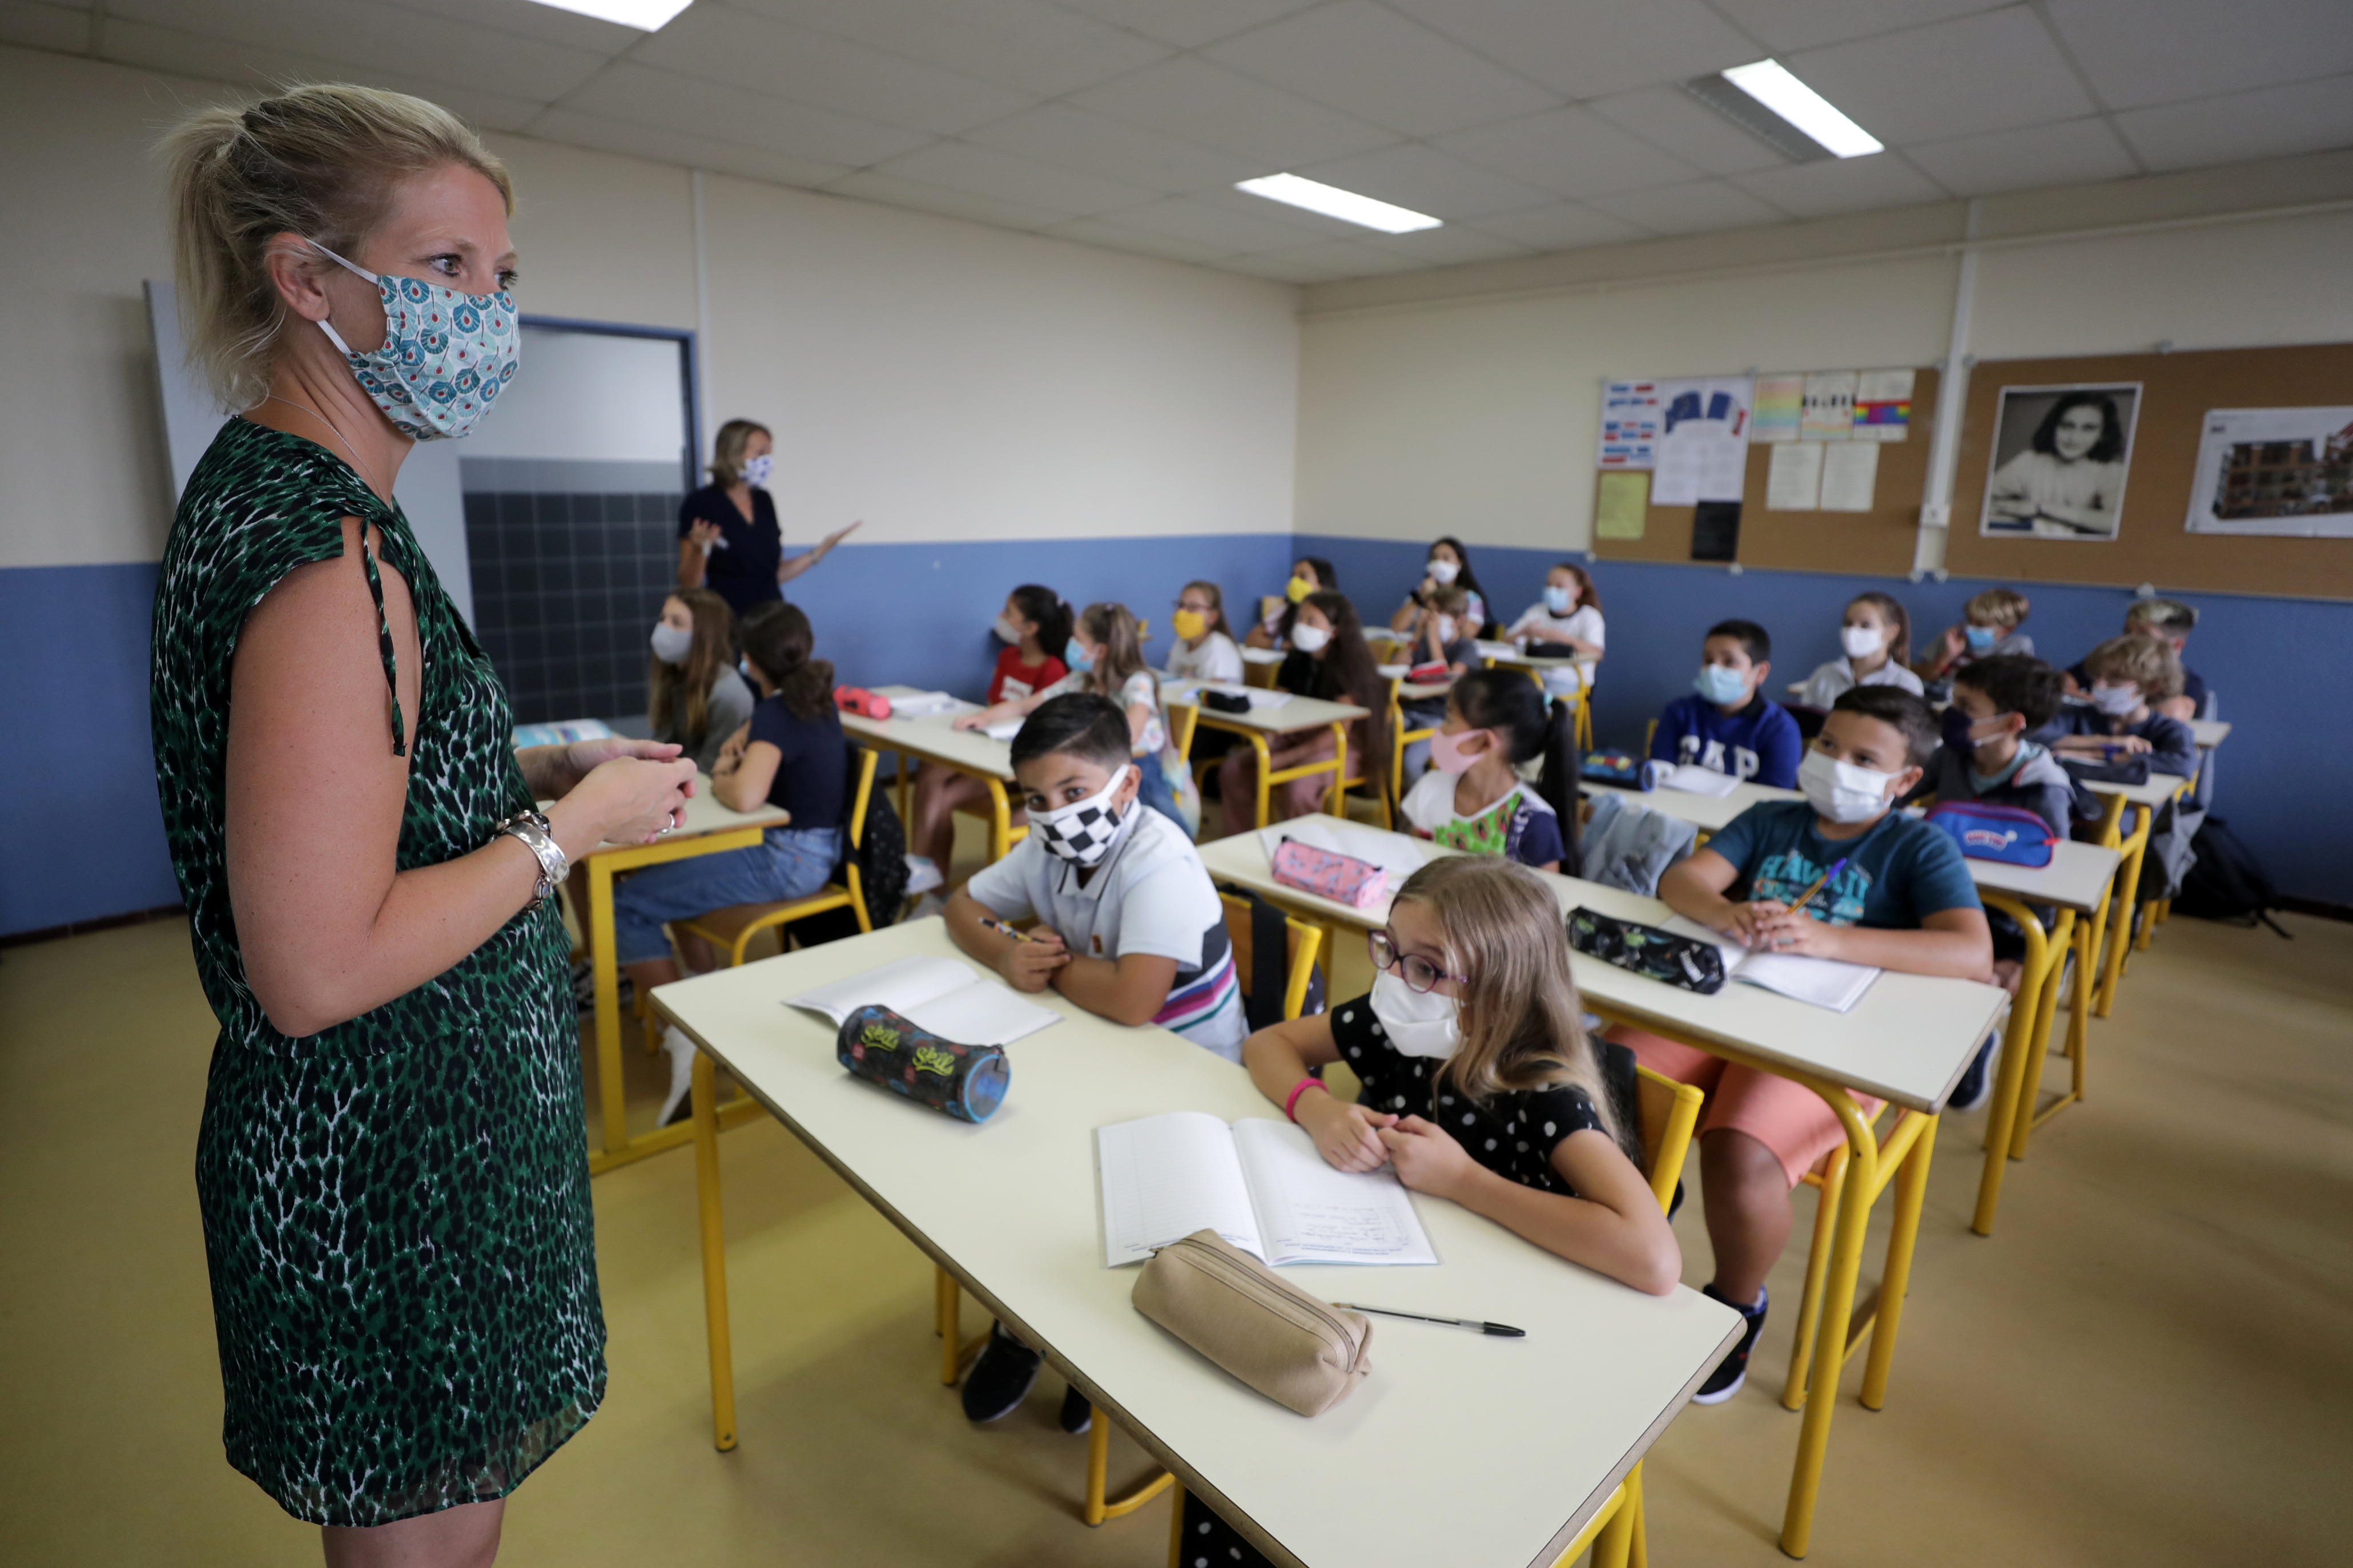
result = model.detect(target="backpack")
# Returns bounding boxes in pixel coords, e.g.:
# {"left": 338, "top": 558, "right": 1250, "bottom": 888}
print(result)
{"left": 784, "top": 745, "right": 911, "bottom": 947}
{"left": 1925, "top": 801, "right": 2058, "bottom": 867}
{"left": 2171, "top": 815, "right": 2291, "bottom": 938}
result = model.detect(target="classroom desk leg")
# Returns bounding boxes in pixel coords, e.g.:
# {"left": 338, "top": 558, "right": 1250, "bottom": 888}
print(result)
{"left": 1781, "top": 1147, "right": 1849, "bottom": 1413}
{"left": 2009, "top": 909, "right": 2083, "bottom": 1162}
{"left": 2094, "top": 806, "right": 2151, "bottom": 1019}
{"left": 692, "top": 1050, "right": 737, "bottom": 1453}
{"left": 1780, "top": 1081, "right": 1879, "bottom": 1561}
{"left": 1972, "top": 898, "right": 2062, "bottom": 1236}
{"left": 1861, "top": 1116, "right": 1936, "bottom": 1412}
{"left": 985, "top": 777, "right": 1015, "bottom": 865}
{"left": 895, "top": 748, "right": 912, "bottom": 840}
{"left": 1327, "top": 722, "right": 1350, "bottom": 819}
{"left": 589, "top": 858, "right": 628, "bottom": 1164}
{"left": 1248, "top": 732, "right": 1273, "bottom": 829}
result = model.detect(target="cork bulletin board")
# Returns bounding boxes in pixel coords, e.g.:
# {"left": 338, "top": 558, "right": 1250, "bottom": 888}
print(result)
{"left": 1592, "top": 367, "right": 1938, "bottom": 578}
{"left": 1945, "top": 342, "right": 2353, "bottom": 600}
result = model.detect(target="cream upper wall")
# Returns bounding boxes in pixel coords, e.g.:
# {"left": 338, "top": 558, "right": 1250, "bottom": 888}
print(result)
{"left": 0, "top": 43, "right": 1298, "bottom": 570}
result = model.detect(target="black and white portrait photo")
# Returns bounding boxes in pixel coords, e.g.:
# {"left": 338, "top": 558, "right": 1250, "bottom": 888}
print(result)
{"left": 1981, "top": 384, "right": 2141, "bottom": 541}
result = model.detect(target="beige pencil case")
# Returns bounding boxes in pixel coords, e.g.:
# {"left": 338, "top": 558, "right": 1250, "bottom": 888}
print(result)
{"left": 1131, "top": 1228, "right": 1373, "bottom": 1417}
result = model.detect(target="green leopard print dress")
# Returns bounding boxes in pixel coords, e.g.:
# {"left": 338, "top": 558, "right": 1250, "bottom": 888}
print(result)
{"left": 151, "top": 418, "right": 604, "bottom": 1527}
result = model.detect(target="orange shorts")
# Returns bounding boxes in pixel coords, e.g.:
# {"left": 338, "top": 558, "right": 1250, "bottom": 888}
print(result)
{"left": 1614, "top": 1029, "right": 1884, "bottom": 1190}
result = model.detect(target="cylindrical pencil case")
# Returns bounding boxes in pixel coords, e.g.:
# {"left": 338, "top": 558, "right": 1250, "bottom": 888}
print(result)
{"left": 836, "top": 1004, "right": 1010, "bottom": 1123}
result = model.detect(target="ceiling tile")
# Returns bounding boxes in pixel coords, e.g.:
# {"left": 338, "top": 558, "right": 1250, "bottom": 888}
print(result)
{"left": 1732, "top": 150, "right": 1948, "bottom": 217}
{"left": 559, "top": 60, "right": 931, "bottom": 167}
{"left": 1068, "top": 55, "right": 1397, "bottom": 168}
{"left": 1042, "top": 214, "right": 1240, "bottom": 264}
{"left": 627, "top": 5, "right": 1032, "bottom": 137}
{"left": 729, "top": 0, "right": 1168, "bottom": 98}
{"left": 2045, "top": 0, "right": 2353, "bottom": 111}
{"left": 1787, "top": 7, "right": 2097, "bottom": 146}
{"left": 1587, "top": 85, "right": 1787, "bottom": 176}
{"left": 1585, "top": 179, "right": 1789, "bottom": 235}
{"left": 1435, "top": 106, "right": 1700, "bottom": 199}
{"left": 868, "top": 139, "right": 1160, "bottom": 216}
{"left": 1112, "top": 191, "right": 1357, "bottom": 251}
{"left": 1471, "top": 201, "right": 1648, "bottom": 250}
{"left": 1240, "top": 237, "right": 1424, "bottom": 279}
{"left": 965, "top": 103, "right": 1259, "bottom": 194}
{"left": 101, "top": 20, "right": 550, "bottom": 131}
{"left": 0, "top": 2, "right": 93, "bottom": 54}
{"left": 2115, "top": 71, "right": 2353, "bottom": 171}
{"left": 1707, "top": 0, "right": 2010, "bottom": 54}
{"left": 108, "top": 0, "right": 614, "bottom": 101}
{"left": 1389, "top": 0, "right": 1756, "bottom": 100}
{"left": 529, "top": 106, "right": 852, "bottom": 187}
{"left": 1213, "top": 251, "right": 1342, "bottom": 283}
{"left": 1365, "top": 224, "right": 1535, "bottom": 267}
{"left": 1905, "top": 116, "right": 2139, "bottom": 196}
{"left": 1205, "top": 0, "right": 1558, "bottom": 139}
{"left": 1295, "top": 142, "right": 1557, "bottom": 220}
{"left": 1052, "top": 0, "right": 1322, "bottom": 50}
{"left": 821, "top": 168, "right": 1071, "bottom": 231}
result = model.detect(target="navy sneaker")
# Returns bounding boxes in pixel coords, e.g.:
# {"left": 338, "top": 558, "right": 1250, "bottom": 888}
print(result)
{"left": 1948, "top": 1030, "right": 2002, "bottom": 1114}
{"left": 1692, "top": 1284, "right": 1768, "bottom": 1405}
{"left": 1058, "top": 1383, "right": 1093, "bottom": 1435}
{"left": 960, "top": 1321, "right": 1041, "bottom": 1422}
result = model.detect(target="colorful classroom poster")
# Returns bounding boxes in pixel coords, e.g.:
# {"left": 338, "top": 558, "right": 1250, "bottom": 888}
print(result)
{"left": 2183, "top": 406, "right": 2353, "bottom": 537}
{"left": 1853, "top": 369, "right": 1914, "bottom": 441}
{"left": 1595, "top": 470, "right": 1649, "bottom": 538}
{"left": 1752, "top": 373, "right": 1805, "bottom": 441}
{"left": 1765, "top": 441, "right": 1823, "bottom": 510}
{"left": 1820, "top": 442, "right": 1880, "bottom": 511}
{"left": 1598, "top": 380, "right": 1660, "bottom": 469}
{"left": 1801, "top": 372, "right": 1856, "bottom": 440}
{"left": 1651, "top": 375, "right": 1752, "bottom": 506}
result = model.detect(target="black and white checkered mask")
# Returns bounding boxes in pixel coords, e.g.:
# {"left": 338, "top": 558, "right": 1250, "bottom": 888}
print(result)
{"left": 1034, "top": 765, "right": 1133, "bottom": 868}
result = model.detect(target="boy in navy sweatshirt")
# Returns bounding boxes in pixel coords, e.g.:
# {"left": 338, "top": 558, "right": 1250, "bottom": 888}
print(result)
{"left": 2048, "top": 636, "right": 2198, "bottom": 778}
{"left": 1649, "top": 618, "right": 1803, "bottom": 788}
{"left": 1925, "top": 655, "right": 2084, "bottom": 839}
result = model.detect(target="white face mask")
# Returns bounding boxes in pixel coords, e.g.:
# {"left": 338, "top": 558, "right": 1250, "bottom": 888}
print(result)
{"left": 1370, "top": 969, "right": 1461, "bottom": 1059}
{"left": 1426, "top": 558, "right": 1459, "bottom": 586}
{"left": 1291, "top": 623, "right": 1331, "bottom": 655}
{"left": 740, "top": 453, "right": 773, "bottom": 486}
{"left": 993, "top": 614, "right": 1023, "bottom": 645}
{"left": 2090, "top": 682, "right": 2141, "bottom": 716}
{"left": 649, "top": 622, "right": 693, "bottom": 665}
{"left": 1032, "top": 765, "right": 1133, "bottom": 868}
{"left": 1433, "top": 614, "right": 1458, "bottom": 646}
{"left": 1799, "top": 748, "right": 1899, "bottom": 825}
{"left": 1840, "top": 624, "right": 1883, "bottom": 659}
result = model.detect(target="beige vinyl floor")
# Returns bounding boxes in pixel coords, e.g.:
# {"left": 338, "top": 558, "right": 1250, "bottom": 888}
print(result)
{"left": 3, "top": 852, "right": 2348, "bottom": 1566}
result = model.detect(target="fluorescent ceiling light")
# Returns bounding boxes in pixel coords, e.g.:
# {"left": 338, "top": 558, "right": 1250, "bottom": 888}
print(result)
{"left": 1720, "top": 59, "right": 1882, "bottom": 159}
{"left": 522, "top": 0, "right": 695, "bottom": 30}
{"left": 1236, "top": 174, "right": 1441, "bottom": 235}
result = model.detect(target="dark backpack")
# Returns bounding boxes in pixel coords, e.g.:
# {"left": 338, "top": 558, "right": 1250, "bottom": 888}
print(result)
{"left": 785, "top": 745, "right": 911, "bottom": 948}
{"left": 2172, "top": 815, "right": 2291, "bottom": 938}
{"left": 1533, "top": 694, "right": 1585, "bottom": 880}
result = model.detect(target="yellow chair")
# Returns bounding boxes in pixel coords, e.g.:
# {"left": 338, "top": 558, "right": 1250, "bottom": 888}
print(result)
{"left": 1388, "top": 674, "right": 1436, "bottom": 817}
{"left": 673, "top": 746, "right": 880, "bottom": 965}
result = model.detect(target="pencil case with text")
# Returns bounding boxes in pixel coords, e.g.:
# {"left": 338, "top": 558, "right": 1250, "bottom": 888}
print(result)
{"left": 836, "top": 1004, "right": 1009, "bottom": 1123}
{"left": 1566, "top": 906, "right": 1726, "bottom": 994}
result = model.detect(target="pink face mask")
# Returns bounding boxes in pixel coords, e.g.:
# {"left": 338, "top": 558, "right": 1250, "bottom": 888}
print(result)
{"left": 1430, "top": 726, "right": 1488, "bottom": 775}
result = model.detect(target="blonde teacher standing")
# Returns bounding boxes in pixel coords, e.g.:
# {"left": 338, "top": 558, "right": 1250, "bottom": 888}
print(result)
{"left": 152, "top": 85, "right": 695, "bottom": 1565}
{"left": 677, "top": 417, "right": 859, "bottom": 618}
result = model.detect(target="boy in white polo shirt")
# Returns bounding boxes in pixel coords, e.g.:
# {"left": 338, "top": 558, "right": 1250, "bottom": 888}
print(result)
{"left": 945, "top": 692, "right": 1243, "bottom": 1428}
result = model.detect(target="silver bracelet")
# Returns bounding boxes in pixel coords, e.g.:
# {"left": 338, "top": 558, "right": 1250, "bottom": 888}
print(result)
{"left": 494, "top": 810, "right": 568, "bottom": 914}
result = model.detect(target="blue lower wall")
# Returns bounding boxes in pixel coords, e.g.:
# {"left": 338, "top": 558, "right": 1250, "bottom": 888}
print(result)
{"left": 1304, "top": 537, "right": 2352, "bottom": 905}
{"left": 4, "top": 531, "right": 2345, "bottom": 936}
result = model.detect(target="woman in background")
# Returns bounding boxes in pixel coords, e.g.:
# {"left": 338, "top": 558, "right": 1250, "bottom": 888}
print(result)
{"left": 647, "top": 587, "right": 755, "bottom": 776}
{"left": 677, "top": 417, "right": 860, "bottom": 618}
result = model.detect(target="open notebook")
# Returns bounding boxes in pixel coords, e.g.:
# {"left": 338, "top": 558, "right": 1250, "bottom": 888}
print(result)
{"left": 1097, "top": 1111, "right": 1437, "bottom": 1268}
{"left": 1660, "top": 914, "right": 1881, "bottom": 1013}
{"left": 1657, "top": 764, "right": 1741, "bottom": 798}
{"left": 787, "top": 953, "right": 1060, "bottom": 1046}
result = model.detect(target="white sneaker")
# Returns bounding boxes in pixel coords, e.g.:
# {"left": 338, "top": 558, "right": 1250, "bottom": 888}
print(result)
{"left": 904, "top": 855, "right": 944, "bottom": 896}
{"left": 657, "top": 1025, "right": 697, "bottom": 1127}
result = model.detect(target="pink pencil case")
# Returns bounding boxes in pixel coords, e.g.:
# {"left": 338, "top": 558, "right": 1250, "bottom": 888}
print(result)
{"left": 1270, "top": 838, "right": 1389, "bottom": 909}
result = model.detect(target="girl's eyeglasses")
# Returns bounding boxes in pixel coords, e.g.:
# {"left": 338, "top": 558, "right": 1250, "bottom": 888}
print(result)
{"left": 1367, "top": 929, "right": 1469, "bottom": 994}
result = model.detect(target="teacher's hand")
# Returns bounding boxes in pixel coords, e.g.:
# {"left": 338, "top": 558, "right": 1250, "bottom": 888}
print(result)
{"left": 816, "top": 519, "right": 862, "bottom": 557}
{"left": 546, "top": 756, "right": 699, "bottom": 856}
{"left": 546, "top": 736, "right": 685, "bottom": 799}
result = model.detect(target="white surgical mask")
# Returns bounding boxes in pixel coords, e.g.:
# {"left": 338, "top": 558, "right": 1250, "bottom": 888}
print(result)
{"left": 1799, "top": 748, "right": 1898, "bottom": 825}
{"left": 1033, "top": 765, "right": 1133, "bottom": 868}
{"left": 740, "top": 453, "right": 773, "bottom": 486}
{"left": 1370, "top": 969, "right": 1461, "bottom": 1059}
{"left": 1425, "top": 558, "right": 1460, "bottom": 586}
{"left": 2090, "top": 682, "right": 2141, "bottom": 716}
{"left": 649, "top": 622, "right": 693, "bottom": 665}
{"left": 1291, "top": 623, "right": 1331, "bottom": 655}
{"left": 994, "top": 614, "right": 1023, "bottom": 645}
{"left": 1841, "top": 624, "right": 1883, "bottom": 659}
{"left": 1543, "top": 585, "right": 1574, "bottom": 615}
{"left": 1694, "top": 664, "right": 1748, "bottom": 706}
{"left": 307, "top": 239, "right": 518, "bottom": 442}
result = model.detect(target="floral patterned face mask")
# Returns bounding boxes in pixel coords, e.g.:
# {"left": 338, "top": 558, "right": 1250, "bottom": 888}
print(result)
{"left": 308, "top": 239, "right": 520, "bottom": 441}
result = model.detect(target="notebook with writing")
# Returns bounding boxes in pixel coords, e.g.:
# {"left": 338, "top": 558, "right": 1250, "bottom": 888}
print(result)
{"left": 1660, "top": 914, "right": 1881, "bottom": 1013}
{"left": 787, "top": 953, "right": 1060, "bottom": 1047}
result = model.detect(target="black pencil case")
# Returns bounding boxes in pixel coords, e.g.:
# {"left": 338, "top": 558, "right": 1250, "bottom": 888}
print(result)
{"left": 1202, "top": 690, "right": 1253, "bottom": 714}
{"left": 1566, "top": 906, "right": 1726, "bottom": 995}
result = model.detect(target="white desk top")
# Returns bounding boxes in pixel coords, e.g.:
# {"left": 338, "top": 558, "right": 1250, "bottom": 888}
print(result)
{"left": 2085, "top": 773, "right": 2191, "bottom": 810}
{"left": 2190, "top": 719, "right": 2231, "bottom": 749}
{"left": 1164, "top": 682, "right": 1370, "bottom": 735}
{"left": 1588, "top": 778, "right": 1804, "bottom": 836}
{"left": 1241, "top": 646, "right": 1288, "bottom": 666}
{"left": 842, "top": 686, "right": 1016, "bottom": 781}
{"left": 558, "top": 774, "right": 788, "bottom": 857}
{"left": 1197, "top": 831, "right": 2005, "bottom": 1113}
{"left": 654, "top": 920, "right": 1740, "bottom": 1568}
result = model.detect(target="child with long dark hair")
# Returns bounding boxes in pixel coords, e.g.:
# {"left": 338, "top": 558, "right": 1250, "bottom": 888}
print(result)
{"left": 1220, "top": 589, "right": 1389, "bottom": 827}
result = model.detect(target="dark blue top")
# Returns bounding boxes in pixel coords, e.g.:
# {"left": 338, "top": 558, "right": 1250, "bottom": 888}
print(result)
{"left": 1650, "top": 692, "right": 1804, "bottom": 789}
{"left": 679, "top": 483, "right": 783, "bottom": 620}
{"left": 1705, "top": 801, "right": 1981, "bottom": 929}
{"left": 2045, "top": 702, "right": 2198, "bottom": 778}
{"left": 747, "top": 695, "right": 847, "bottom": 829}
{"left": 2067, "top": 656, "right": 2208, "bottom": 715}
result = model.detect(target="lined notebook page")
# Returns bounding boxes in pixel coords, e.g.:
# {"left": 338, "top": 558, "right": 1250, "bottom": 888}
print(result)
{"left": 1660, "top": 764, "right": 1741, "bottom": 798}
{"left": 1231, "top": 1120, "right": 1437, "bottom": 1267}
{"left": 1660, "top": 916, "right": 1880, "bottom": 1013}
{"left": 1098, "top": 1114, "right": 1264, "bottom": 1267}
{"left": 787, "top": 954, "right": 1061, "bottom": 1046}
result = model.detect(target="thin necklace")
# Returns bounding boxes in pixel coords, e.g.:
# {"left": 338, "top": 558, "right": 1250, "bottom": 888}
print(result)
{"left": 262, "top": 394, "right": 384, "bottom": 496}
